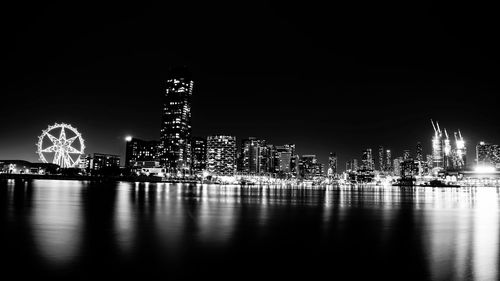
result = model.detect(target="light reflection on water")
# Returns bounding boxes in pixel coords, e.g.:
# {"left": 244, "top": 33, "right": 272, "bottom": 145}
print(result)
{"left": 1, "top": 180, "right": 499, "bottom": 280}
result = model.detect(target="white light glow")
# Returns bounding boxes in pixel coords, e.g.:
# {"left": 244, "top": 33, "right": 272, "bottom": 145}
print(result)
{"left": 125, "top": 136, "right": 132, "bottom": 142}
{"left": 474, "top": 166, "right": 496, "bottom": 173}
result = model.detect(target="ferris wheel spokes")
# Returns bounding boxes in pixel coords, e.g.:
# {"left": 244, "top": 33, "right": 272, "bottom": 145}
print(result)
{"left": 37, "top": 123, "right": 85, "bottom": 169}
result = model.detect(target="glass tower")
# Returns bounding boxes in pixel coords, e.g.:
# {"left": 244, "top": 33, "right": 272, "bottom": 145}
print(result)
{"left": 160, "top": 67, "right": 194, "bottom": 173}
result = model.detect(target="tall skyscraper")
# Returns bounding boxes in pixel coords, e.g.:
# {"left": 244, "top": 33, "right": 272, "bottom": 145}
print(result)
{"left": 452, "top": 131, "right": 466, "bottom": 170}
{"left": 276, "top": 145, "right": 294, "bottom": 174}
{"left": 393, "top": 157, "right": 403, "bottom": 176}
{"left": 378, "top": 146, "right": 385, "bottom": 171}
{"left": 240, "top": 137, "right": 264, "bottom": 174}
{"left": 207, "top": 135, "right": 236, "bottom": 176}
{"left": 385, "top": 149, "right": 392, "bottom": 172}
{"left": 361, "top": 148, "right": 374, "bottom": 170}
{"left": 328, "top": 152, "right": 337, "bottom": 177}
{"left": 416, "top": 142, "right": 423, "bottom": 162}
{"left": 191, "top": 137, "right": 207, "bottom": 173}
{"left": 160, "top": 66, "right": 194, "bottom": 172}
{"left": 431, "top": 120, "right": 444, "bottom": 170}
{"left": 299, "top": 155, "right": 323, "bottom": 179}
{"left": 403, "top": 150, "right": 411, "bottom": 160}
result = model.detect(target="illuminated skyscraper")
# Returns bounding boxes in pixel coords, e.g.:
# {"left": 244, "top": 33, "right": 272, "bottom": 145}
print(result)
{"left": 403, "top": 150, "right": 411, "bottom": 160}
{"left": 207, "top": 135, "right": 236, "bottom": 176}
{"left": 416, "top": 142, "right": 423, "bottom": 162}
{"left": 328, "top": 152, "right": 337, "bottom": 177}
{"left": 378, "top": 146, "right": 385, "bottom": 172}
{"left": 241, "top": 137, "right": 264, "bottom": 174}
{"left": 451, "top": 130, "right": 466, "bottom": 170}
{"left": 361, "top": 148, "right": 374, "bottom": 170}
{"left": 299, "top": 155, "right": 323, "bottom": 179}
{"left": 160, "top": 66, "right": 194, "bottom": 172}
{"left": 431, "top": 120, "right": 444, "bottom": 170}
{"left": 393, "top": 157, "right": 403, "bottom": 176}
{"left": 385, "top": 149, "right": 392, "bottom": 172}
{"left": 191, "top": 137, "right": 207, "bottom": 173}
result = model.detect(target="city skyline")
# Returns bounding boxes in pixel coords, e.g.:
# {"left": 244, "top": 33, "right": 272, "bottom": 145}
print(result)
{"left": 2, "top": 2, "right": 500, "bottom": 167}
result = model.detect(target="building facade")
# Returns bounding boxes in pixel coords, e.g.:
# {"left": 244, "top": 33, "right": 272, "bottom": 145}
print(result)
{"left": 299, "top": 155, "right": 323, "bottom": 180}
{"left": 191, "top": 137, "right": 207, "bottom": 173}
{"left": 361, "top": 148, "right": 374, "bottom": 171}
{"left": 125, "top": 138, "right": 160, "bottom": 167}
{"left": 328, "top": 152, "right": 337, "bottom": 177}
{"left": 92, "top": 153, "right": 120, "bottom": 171}
{"left": 207, "top": 135, "right": 236, "bottom": 176}
{"left": 160, "top": 67, "right": 194, "bottom": 173}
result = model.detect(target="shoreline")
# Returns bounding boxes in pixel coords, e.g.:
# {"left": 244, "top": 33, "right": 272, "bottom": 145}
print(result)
{"left": 0, "top": 174, "right": 199, "bottom": 184}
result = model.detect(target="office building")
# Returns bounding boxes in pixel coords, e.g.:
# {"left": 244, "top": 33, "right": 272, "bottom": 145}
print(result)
{"left": 125, "top": 137, "right": 160, "bottom": 167}
{"left": 378, "top": 146, "right": 385, "bottom": 172}
{"left": 416, "top": 142, "right": 423, "bottom": 162}
{"left": 92, "top": 153, "right": 120, "bottom": 171}
{"left": 191, "top": 137, "right": 207, "bottom": 173}
{"left": 328, "top": 152, "right": 337, "bottom": 177}
{"left": 160, "top": 66, "right": 194, "bottom": 172}
{"left": 207, "top": 135, "right": 236, "bottom": 176}
{"left": 299, "top": 155, "right": 323, "bottom": 179}
{"left": 361, "top": 148, "right": 374, "bottom": 170}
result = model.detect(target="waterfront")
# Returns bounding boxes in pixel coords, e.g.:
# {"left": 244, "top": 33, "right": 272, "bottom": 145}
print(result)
{"left": 1, "top": 180, "right": 500, "bottom": 280}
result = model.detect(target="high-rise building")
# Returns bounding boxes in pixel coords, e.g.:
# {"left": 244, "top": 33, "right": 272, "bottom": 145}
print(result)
{"left": 451, "top": 131, "right": 466, "bottom": 170}
{"left": 264, "top": 144, "right": 280, "bottom": 174}
{"left": 416, "top": 142, "right": 423, "bottom": 162}
{"left": 393, "top": 157, "right": 403, "bottom": 176}
{"left": 328, "top": 152, "right": 337, "bottom": 177}
{"left": 378, "top": 146, "right": 385, "bottom": 172}
{"left": 353, "top": 159, "right": 358, "bottom": 171}
{"left": 207, "top": 135, "right": 236, "bottom": 176}
{"left": 125, "top": 137, "right": 160, "bottom": 167}
{"left": 299, "top": 155, "right": 323, "bottom": 179}
{"left": 385, "top": 149, "right": 392, "bottom": 172}
{"left": 240, "top": 137, "right": 264, "bottom": 174}
{"left": 426, "top": 154, "right": 433, "bottom": 168}
{"left": 403, "top": 150, "right": 411, "bottom": 160}
{"left": 431, "top": 120, "right": 444, "bottom": 170}
{"left": 476, "top": 142, "right": 500, "bottom": 168}
{"left": 276, "top": 145, "right": 294, "bottom": 173}
{"left": 361, "top": 148, "right": 374, "bottom": 170}
{"left": 191, "top": 137, "right": 207, "bottom": 173}
{"left": 160, "top": 66, "right": 194, "bottom": 172}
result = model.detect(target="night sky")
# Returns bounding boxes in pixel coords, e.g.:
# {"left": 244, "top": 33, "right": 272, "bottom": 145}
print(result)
{"left": 2, "top": 2, "right": 500, "bottom": 167}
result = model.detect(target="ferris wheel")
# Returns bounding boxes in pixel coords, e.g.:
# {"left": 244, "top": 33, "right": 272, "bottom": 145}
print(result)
{"left": 36, "top": 123, "right": 85, "bottom": 168}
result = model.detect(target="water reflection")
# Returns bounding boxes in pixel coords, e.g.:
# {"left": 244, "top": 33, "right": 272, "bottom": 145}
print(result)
{"left": 1, "top": 180, "right": 500, "bottom": 280}
{"left": 31, "top": 180, "right": 83, "bottom": 267}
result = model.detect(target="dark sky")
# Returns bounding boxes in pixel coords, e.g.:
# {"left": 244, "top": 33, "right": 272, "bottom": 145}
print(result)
{"left": 2, "top": 2, "right": 500, "bottom": 167}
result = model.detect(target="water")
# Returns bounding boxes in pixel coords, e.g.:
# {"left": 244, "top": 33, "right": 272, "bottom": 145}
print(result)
{"left": 1, "top": 180, "right": 499, "bottom": 280}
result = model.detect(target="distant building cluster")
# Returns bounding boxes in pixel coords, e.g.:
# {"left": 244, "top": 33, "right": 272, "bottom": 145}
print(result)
{"left": 13, "top": 67, "right": 497, "bottom": 182}
{"left": 343, "top": 120, "right": 500, "bottom": 182}
{"left": 124, "top": 67, "right": 338, "bottom": 180}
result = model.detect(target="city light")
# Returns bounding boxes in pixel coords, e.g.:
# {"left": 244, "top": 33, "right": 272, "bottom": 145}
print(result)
{"left": 474, "top": 166, "right": 496, "bottom": 173}
{"left": 125, "top": 136, "right": 132, "bottom": 142}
